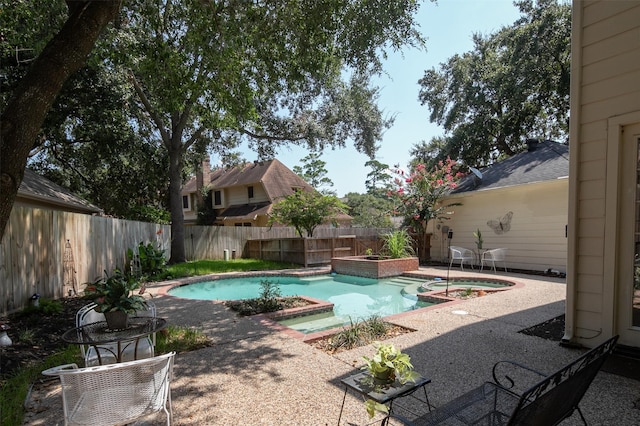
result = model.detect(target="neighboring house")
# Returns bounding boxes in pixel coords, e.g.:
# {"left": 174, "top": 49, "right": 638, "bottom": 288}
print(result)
{"left": 15, "top": 169, "right": 102, "bottom": 215}
{"left": 181, "top": 159, "right": 352, "bottom": 227}
{"left": 431, "top": 140, "right": 569, "bottom": 273}
{"left": 567, "top": 1, "right": 640, "bottom": 350}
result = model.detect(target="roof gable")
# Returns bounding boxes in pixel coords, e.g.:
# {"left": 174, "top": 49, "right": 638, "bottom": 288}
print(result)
{"left": 454, "top": 141, "right": 569, "bottom": 193}
{"left": 182, "top": 159, "right": 315, "bottom": 199}
{"left": 18, "top": 169, "right": 102, "bottom": 214}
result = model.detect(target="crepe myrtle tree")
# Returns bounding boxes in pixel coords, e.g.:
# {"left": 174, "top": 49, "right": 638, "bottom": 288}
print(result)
{"left": 388, "top": 158, "right": 464, "bottom": 235}
{"left": 268, "top": 190, "right": 348, "bottom": 238}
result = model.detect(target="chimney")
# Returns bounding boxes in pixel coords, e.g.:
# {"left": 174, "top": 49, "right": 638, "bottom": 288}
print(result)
{"left": 195, "top": 158, "right": 211, "bottom": 206}
{"left": 526, "top": 138, "right": 540, "bottom": 152}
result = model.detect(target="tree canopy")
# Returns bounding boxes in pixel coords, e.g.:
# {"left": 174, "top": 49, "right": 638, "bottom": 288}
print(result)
{"left": 293, "top": 152, "right": 335, "bottom": 195}
{"left": 269, "top": 190, "right": 348, "bottom": 238}
{"left": 0, "top": 0, "right": 122, "bottom": 238}
{"left": 0, "top": 0, "right": 426, "bottom": 262}
{"left": 417, "top": 0, "right": 570, "bottom": 168}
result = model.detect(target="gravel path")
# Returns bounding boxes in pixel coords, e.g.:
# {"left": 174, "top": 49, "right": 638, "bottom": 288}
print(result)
{"left": 22, "top": 267, "right": 640, "bottom": 425}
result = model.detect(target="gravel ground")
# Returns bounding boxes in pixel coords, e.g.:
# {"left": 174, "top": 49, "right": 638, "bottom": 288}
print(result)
{"left": 21, "top": 267, "right": 640, "bottom": 425}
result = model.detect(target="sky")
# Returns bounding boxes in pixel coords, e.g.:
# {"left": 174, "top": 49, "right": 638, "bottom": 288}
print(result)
{"left": 234, "top": 0, "right": 524, "bottom": 197}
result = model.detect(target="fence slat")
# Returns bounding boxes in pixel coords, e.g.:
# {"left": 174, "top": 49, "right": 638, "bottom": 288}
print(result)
{"left": 0, "top": 205, "right": 390, "bottom": 315}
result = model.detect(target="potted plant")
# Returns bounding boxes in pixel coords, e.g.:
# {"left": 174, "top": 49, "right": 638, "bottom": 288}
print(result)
{"left": 380, "top": 229, "right": 415, "bottom": 259}
{"left": 473, "top": 228, "right": 483, "bottom": 250}
{"left": 361, "top": 342, "right": 421, "bottom": 417}
{"left": 84, "top": 268, "right": 146, "bottom": 329}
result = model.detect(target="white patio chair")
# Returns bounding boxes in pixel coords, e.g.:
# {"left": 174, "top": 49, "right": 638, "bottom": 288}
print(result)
{"left": 42, "top": 352, "right": 175, "bottom": 426}
{"left": 76, "top": 301, "right": 156, "bottom": 366}
{"left": 449, "top": 246, "right": 475, "bottom": 270}
{"left": 481, "top": 248, "right": 508, "bottom": 272}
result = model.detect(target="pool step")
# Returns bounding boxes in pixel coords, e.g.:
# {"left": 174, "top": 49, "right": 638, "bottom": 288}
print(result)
{"left": 386, "top": 277, "right": 425, "bottom": 287}
{"left": 279, "top": 312, "right": 349, "bottom": 333}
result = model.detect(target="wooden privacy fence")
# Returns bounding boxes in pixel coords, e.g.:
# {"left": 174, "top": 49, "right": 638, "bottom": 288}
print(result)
{"left": 184, "top": 225, "right": 391, "bottom": 261}
{"left": 246, "top": 235, "right": 356, "bottom": 267}
{"left": 0, "top": 207, "right": 170, "bottom": 315}
{"left": 0, "top": 206, "right": 393, "bottom": 314}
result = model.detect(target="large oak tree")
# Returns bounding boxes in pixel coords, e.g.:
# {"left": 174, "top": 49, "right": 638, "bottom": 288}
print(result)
{"left": 102, "top": 0, "right": 424, "bottom": 263}
{"left": 1, "top": 0, "right": 123, "bottom": 238}
{"left": 416, "top": 0, "right": 570, "bottom": 168}
{"left": 1, "top": 0, "right": 426, "bottom": 265}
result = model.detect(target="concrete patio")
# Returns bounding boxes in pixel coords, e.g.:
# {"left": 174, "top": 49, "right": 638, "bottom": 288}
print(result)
{"left": 23, "top": 267, "right": 640, "bottom": 425}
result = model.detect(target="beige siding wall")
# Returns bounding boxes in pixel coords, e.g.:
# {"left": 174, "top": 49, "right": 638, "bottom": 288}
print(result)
{"left": 569, "top": 0, "right": 640, "bottom": 346}
{"left": 433, "top": 180, "right": 568, "bottom": 272}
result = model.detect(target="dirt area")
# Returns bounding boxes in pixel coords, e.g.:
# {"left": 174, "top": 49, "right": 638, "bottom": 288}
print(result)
{"left": 519, "top": 314, "right": 565, "bottom": 341}
{"left": 0, "top": 297, "right": 88, "bottom": 380}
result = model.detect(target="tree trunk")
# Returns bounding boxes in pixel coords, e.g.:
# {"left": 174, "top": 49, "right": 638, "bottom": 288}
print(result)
{"left": 168, "top": 139, "right": 186, "bottom": 264}
{"left": 0, "top": 0, "right": 122, "bottom": 239}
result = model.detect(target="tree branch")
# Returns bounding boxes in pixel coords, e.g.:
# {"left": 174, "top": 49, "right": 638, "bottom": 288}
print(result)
{"left": 129, "top": 73, "right": 171, "bottom": 146}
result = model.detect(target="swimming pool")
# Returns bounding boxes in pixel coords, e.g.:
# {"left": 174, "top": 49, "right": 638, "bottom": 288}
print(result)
{"left": 169, "top": 274, "right": 435, "bottom": 333}
{"left": 168, "top": 274, "right": 513, "bottom": 334}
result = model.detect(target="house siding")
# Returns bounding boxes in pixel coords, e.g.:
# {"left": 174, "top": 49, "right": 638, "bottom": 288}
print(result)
{"left": 569, "top": 0, "right": 640, "bottom": 347}
{"left": 437, "top": 179, "right": 568, "bottom": 273}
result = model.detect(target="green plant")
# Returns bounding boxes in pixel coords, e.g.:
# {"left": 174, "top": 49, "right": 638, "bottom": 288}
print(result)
{"left": 39, "top": 298, "right": 63, "bottom": 315}
{"left": 380, "top": 229, "right": 415, "bottom": 258}
{"left": 18, "top": 328, "right": 36, "bottom": 345}
{"left": 361, "top": 342, "right": 421, "bottom": 417}
{"left": 473, "top": 228, "right": 483, "bottom": 249}
{"left": 155, "top": 325, "right": 212, "bottom": 354}
{"left": 325, "top": 316, "right": 391, "bottom": 352}
{"left": 257, "top": 279, "right": 282, "bottom": 312}
{"left": 84, "top": 268, "right": 146, "bottom": 314}
{"left": 0, "top": 345, "right": 81, "bottom": 426}
{"left": 365, "top": 248, "right": 374, "bottom": 256}
{"left": 128, "top": 241, "right": 167, "bottom": 280}
{"left": 388, "top": 159, "right": 463, "bottom": 235}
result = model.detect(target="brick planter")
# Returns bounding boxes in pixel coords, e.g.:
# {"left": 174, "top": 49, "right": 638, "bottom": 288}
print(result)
{"left": 331, "top": 256, "right": 419, "bottom": 278}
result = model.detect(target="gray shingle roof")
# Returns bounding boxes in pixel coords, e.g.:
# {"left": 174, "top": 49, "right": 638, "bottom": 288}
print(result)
{"left": 182, "top": 159, "right": 315, "bottom": 197}
{"left": 18, "top": 169, "right": 102, "bottom": 214}
{"left": 453, "top": 140, "right": 569, "bottom": 193}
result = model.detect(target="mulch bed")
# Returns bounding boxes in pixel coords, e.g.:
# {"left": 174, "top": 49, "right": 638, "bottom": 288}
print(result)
{"left": 518, "top": 314, "right": 565, "bottom": 342}
{"left": 0, "top": 297, "right": 88, "bottom": 380}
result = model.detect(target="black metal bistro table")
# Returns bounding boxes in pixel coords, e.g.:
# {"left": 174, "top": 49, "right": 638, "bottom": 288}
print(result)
{"left": 62, "top": 317, "right": 167, "bottom": 365}
{"left": 338, "top": 371, "right": 432, "bottom": 425}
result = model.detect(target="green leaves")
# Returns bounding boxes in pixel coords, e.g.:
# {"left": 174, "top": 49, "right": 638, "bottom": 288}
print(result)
{"left": 388, "top": 159, "right": 463, "bottom": 234}
{"left": 84, "top": 269, "right": 146, "bottom": 314}
{"left": 380, "top": 229, "right": 415, "bottom": 259}
{"left": 269, "top": 190, "right": 348, "bottom": 237}
{"left": 417, "top": 0, "right": 571, "bottom": 167}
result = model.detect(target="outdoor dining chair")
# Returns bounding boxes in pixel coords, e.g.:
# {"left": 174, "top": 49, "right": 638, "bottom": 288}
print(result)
{"left": 76, "top": 301, "right": 156, "bottom": 366}
{"left": 42, "top": 352, "right": 175, "bottom": 426}
{"left": 449, "top": 246, "right": 475, "bottom": 270}
{"left": 481, "top": 248, "right": 508, "bottom": 272}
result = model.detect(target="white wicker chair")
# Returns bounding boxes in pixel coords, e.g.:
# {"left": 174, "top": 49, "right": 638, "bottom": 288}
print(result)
{"left": 449, "top": 246, "right": 475, "bottom": 270}
{"left": 76, "top": 301, "right": 156, "bottom": 366}
{"left": 481, "top": 247, "right": 508, "bottom": 272}
{"left": 42, "top": 352, "right": 175, "bottom": 426}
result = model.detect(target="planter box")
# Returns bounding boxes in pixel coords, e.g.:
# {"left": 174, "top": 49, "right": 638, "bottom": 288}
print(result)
{"left": 331, "top": 256, "right": 419, "bottom": 278}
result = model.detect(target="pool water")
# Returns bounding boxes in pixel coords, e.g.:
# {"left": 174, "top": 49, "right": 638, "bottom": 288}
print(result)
{"left": 169, "top": 274, "right": 433, "bottom": 333}
{"left": 168, "top": 274, "right": 511, "bottom": 334}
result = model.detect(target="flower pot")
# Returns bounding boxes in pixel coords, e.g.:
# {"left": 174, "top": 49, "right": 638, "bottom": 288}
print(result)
{"left": 372, "top": 369, "right": 395, "bottom": 385}
{"left": 104, "top": 311, "right": 129, "bottom": 330}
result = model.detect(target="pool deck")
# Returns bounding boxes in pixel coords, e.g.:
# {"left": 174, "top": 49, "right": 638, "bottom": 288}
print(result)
{"left": 24, "top": 266, "right": 640, "bottom": 425}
